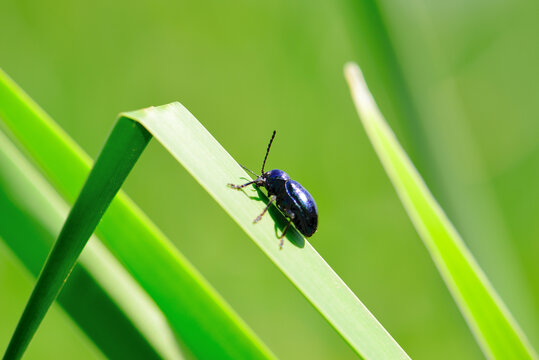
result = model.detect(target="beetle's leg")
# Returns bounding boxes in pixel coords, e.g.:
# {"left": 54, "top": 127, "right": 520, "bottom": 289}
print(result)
{"left": 228, "top": 180, "right": 258, "bottom": 190}
{"left": 284, "top": 208, "right": 295, "bottom": 220}
{"left": 254, "top": 195, "right": 276, "bottom": 223}
{"left": 279, "top": 219, "right": 293, "bottom": 249}
{"left": 228, "top": 176, "right": 264, "bottom": 190}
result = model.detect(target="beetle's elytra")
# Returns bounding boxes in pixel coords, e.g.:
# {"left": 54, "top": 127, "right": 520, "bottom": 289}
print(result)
{"left": 228, "top": 131, "right": 318, "bottom": 248}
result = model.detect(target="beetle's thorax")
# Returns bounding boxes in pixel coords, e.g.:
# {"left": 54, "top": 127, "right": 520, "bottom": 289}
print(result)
{"left": 263, "top": 169, "right": 290, "bottom": 196}
{"left": 264, "top": 169, "right": 290, "bottom": 181}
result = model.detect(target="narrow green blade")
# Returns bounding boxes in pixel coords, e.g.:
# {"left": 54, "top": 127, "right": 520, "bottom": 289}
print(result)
{"left": 345, "top": 62, "right": 538, "bottom": 360}
{"left": 2, "top": 115, "right": 153, "bottom": 359}
{"left": 119, "top": 103, "right": 410, "bottom": 359}
{"left": 0, "top": 130, "right": 183, "bottom": 360}
{"left": 0, "top": 66, "right": 408, "bottom": 359}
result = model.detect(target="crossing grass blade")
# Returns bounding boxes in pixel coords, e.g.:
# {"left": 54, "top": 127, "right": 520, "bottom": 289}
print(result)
{"left": 0, "top": 130, "right": 183, "bottom": 360}
{"left": 0, "top": 69, "right": 274, "bottom": 360}
{"left": 345, "top": 62, "right": 538, "bottom": 360}
{"left": 0, "top": 66, "right": 409, "bottom": 359}
{"left": 2, "top": 116, "right": 153, "bottom": 359}
{"left": 119, "top": 104, "right": 410, "bottom": 360}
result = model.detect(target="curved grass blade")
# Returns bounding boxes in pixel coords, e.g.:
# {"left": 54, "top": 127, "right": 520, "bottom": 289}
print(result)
{"left": 120, "top": 104, "right": 410, "bottom": 360}
{"left": 0, "top": 67, "right": 408, "bottom": 359}
{"left": 0, "top": 130, "right": 183, "bottom": 360}
{"left": 2, "top": 117, "right": 153, "bottom": 359}
{"left": 345, "top": 62, "right": 538, "bottom": 360}
{"left": 0, "top": 69, "right": 273, "bottom": 360}
{"left": 344, "top": 0, "right": 539, "bottom": 342}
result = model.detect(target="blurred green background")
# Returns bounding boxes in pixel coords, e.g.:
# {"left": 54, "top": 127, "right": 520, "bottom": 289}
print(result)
{"left": 1, "top": 0, "right": 538, "bottom": 359}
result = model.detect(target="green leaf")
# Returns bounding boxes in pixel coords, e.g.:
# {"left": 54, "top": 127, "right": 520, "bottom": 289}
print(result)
{"left": 119, "top": 103, "right": 410, "bottom": 360}
{"left": 2, "top": 116, "right": 153, "bottom": 359}
{"left": 344, "top": 0, "right": 539, "bottom": 344}
{"left": 345, "top": 62, "right": 538, "bottom": 360}
{"left": 1, "top": 66, "right": 409, "bottom": 359}
{"left": 0, "top": 69, "right": 273, "bottom": 359}
{"left": 0, "top": 130, "right": 183, "bottom": 359}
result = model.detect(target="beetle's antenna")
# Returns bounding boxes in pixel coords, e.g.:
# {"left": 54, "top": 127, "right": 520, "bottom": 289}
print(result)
{"left": 240, "top": 164, "right": 259, "bottom": 177}
{"left": 261, "top": 130, "right": 276, "bottom": 174}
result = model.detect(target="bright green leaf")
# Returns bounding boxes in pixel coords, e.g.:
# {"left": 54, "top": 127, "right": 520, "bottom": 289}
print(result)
{"left": 0, "top": 130, "right": 183, "bottom": 360}
{"left": 345, "top": 62, "right": 538, "bottom": 360}
{"left": 1, "top": 66, "right": 409, "bottom": 360}
{"left": 120, "top": 103, "right": 410, "bottom": 360}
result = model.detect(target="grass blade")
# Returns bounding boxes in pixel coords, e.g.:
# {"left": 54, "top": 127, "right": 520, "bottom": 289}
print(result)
{"left": 0, "top": 130, "right": 183, "bottom": 359}
{"left": 0, "top": 67, "right": 408, "bottom": 359}
{"left": 120, "top": 104, "right": 410, "bottom": 359}
{"left": 344, "top": 0, "right": 539, "bottom": 342}
{"left": 3, "top": 118, "right": 152, "bottom": 359}
{"left": 0, "top": 69, "right": 273, "bottom": 360}
{"left": 345, "top": 62, "right": 538, "bottom": 359}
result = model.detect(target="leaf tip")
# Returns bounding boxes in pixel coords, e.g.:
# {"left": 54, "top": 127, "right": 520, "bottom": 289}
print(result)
{"left": 344, "top": 62, "right": 380, "bottom": 124}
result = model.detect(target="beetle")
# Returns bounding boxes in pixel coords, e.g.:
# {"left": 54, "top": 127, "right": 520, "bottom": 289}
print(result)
{"left": 228, "top": 130, "right": 318, "bottom": 248}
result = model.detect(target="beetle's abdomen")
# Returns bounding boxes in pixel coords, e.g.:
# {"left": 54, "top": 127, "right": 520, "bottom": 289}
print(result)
{"left": 285, "top": 180, "right": 318, "bottom": 237}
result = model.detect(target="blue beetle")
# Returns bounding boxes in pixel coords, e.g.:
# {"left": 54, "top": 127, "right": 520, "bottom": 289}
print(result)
{"left": 228, "top": 131, "right": 318, "bottom": 248}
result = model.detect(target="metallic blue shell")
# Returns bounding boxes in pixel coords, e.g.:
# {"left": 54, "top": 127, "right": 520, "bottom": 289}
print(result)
{"left": 285, "top": 180, "right": 318, "bottom": 237}
{"left": 262, "top": 169, "right": 318, "bottom": 238}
